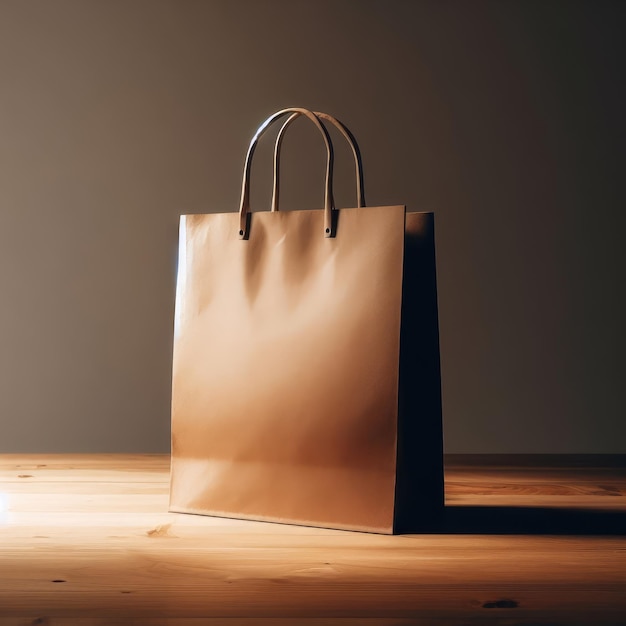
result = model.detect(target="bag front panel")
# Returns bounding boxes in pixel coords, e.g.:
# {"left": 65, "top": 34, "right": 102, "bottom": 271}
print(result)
{"left": 170, "top": 205, "right": 405, "bottom": 533}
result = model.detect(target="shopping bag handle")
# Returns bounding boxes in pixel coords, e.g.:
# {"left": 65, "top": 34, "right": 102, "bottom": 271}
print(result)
{"left": 239, "top": 107, "right": 335, "bottom": 239}
{"left": 271, "top": 111, "right": 365, "bottom": 212}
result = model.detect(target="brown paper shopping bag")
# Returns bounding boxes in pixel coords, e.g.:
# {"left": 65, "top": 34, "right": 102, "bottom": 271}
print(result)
{"left": 169, "top": 107, "right": 444, "bottom": 533}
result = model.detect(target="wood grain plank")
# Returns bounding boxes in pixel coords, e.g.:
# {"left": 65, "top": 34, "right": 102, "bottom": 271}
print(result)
{"left": 0, "top": 454, "right": 624, "bottom": 624}
{"left": 1, "top": 614, "right": 624, "bottom": 625}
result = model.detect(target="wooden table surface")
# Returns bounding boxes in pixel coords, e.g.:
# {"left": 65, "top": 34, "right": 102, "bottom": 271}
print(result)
{"left": 0, "top": 454, "right": 624, "bottom": 625}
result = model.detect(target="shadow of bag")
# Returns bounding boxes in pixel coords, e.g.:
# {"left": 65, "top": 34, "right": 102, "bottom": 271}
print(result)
{"left": 169, "top": 107, "right": 444, "bottom": 533}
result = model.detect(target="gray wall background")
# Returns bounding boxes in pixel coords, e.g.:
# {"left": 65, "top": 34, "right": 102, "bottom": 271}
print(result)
{"left": 0, "top": 0, "right": 624, "bottom": 453}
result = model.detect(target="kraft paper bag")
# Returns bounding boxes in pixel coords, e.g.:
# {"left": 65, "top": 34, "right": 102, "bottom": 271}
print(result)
{"left": 169, "top": 107, "right": 444, "bottom": 533}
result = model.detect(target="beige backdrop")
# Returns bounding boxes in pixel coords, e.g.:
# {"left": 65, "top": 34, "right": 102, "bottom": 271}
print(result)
{"left": 0, "top": 0, "right": 624, "bottom": 453}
